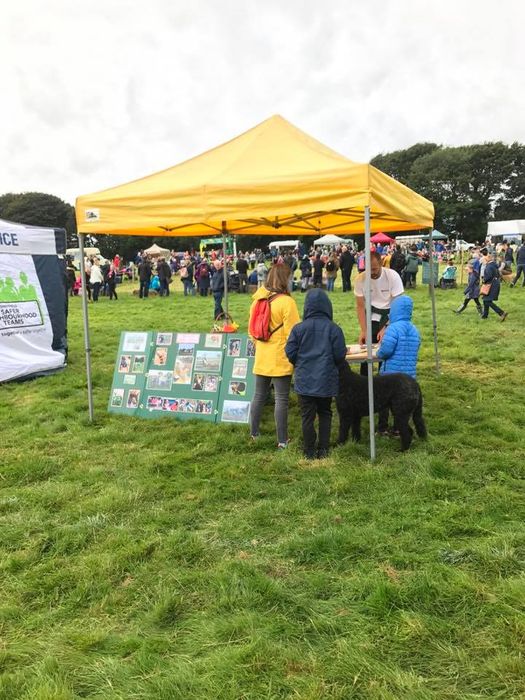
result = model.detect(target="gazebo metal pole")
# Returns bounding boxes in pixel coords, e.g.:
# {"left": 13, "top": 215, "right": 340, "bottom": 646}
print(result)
{"left": 364, "top": 206, "right": 376, "bottom": 461}
{"left": 78, "top": 233, "right": 94, "bottom": 421}
{"left": 222, "top": 221, "right": 229, "bottom": 321}
{"left": 427, "top": 229, "right": 441, "bottom": 375}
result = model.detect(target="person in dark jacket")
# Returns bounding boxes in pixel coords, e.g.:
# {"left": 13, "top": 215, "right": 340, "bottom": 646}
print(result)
{"left": 404, "top": 247, "right": 419, "bottom": 288}
{"left": 312, "top": 254, "right": 324, "bottom": 287}
{"left": 285, "top": 289, "right": 347, "bottom": 459}
{"left": 211, "top": 259, "right": 226, "bottom": 319}
{"left": 389, "top": 245, "right": 406, "bottom": 280}
{"left": 510, "top": 243, "right": 525, "bottom": 287}
{"left": 299, "top": 255, "right": 312, "bottom": 292}
{"left": 196, "top": 258, "right": 211, "bottom": 296}
{"left": 455, "top": 262, "right": 482, "bottom": 315}
{"left": 236, "top": 254, "right": 249, "bottom": 293}
{"left": 481, "top": 254, "right": 508, "bottom": 321}
{"left": 157, "top": 258, "right": 172, "bottom": 297}
{"left": 339, "top": 246, "right": 355, "bottom": 292}
{"left": 138, "top": 257, "right": 152, "bottom": 298}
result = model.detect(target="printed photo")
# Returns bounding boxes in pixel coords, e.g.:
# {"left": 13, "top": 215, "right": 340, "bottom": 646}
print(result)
{"left": 173, "top": 355, "right": 194, "bottom": 384}
{"left": 194, "top": 350, "right": 222, "bottom": 373}
{"left": 228, "top": 380, "right": 246, "bottom": 396}
{"left": 123, "top": 374, "right": 136, "bottom": 385}
{"left": 162, "top": 397, "right": 179, "bottom": 412}
{"left": 156, "top": 332, "right": 173, "bottom": 346}
{"left": 228, "top": 338, "right": 241, "bottom": 357}
{"left": 147, "top": 370, "right": 173, "bottom": 391}
{"left": 195, "top": 400, "right": 213, "bottom": 414}
{"left": 203, "top": 374, "right": 219, "bottom": 392}
{"left": 126, "top": 389, "right": 141, "bottom": 409}
{"left": 122, "top": 332, "right": 148, "bottom": 352}
{"left": 154, "top": 347, "right": 168, "bottom": 365}
{"left": 176, "top": 333, "right": 200, "bottom": 345}
{"left": 132, "top": 355, "right": 145, "bottom": 373}
{"left": 110, "top": 388, "right": 124, "bottom": 408}
{"left": 118, "top": 355, "right": 132, "bottom": 373}
{"left": 231, "top": 358, "right": 248, "bottom": 379}
{"left": 147, "top": 395, "right": 164, "bottom": 410}
{"left": 246, "top": 339, "right": 255, "bottom": 357}
{"left": 221, "top": 400, "right": 250, "bottom": 424}
{"left": 178, "top": 343, "right": 195, "bottom": 356}
{"left": 205, "top": 333, "right": 222, "bottom": 348}
{"left": 192, "top": 373, "right": 205, "bottom": 391}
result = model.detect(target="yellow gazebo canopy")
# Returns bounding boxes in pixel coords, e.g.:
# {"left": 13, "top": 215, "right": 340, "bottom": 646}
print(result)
{"left": 76, "top": 115, "right": 433, "bottom": 237}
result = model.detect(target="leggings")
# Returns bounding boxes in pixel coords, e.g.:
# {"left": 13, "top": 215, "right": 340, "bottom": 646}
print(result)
{"left": 250, "top": 374, "right": 292, "bottom": 444}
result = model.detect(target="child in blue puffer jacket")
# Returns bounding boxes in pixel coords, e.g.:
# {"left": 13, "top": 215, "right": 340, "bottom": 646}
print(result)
{"left": 376, "top": 294, "right": 421, "bottom": 435}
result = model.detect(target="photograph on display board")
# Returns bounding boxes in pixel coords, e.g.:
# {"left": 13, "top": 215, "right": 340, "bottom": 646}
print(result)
{"left": 153, "top": 347, "right": 168, "bottom": 365}
{"left": 246, "top": 339, "right": 255, "bottom": 357}
{"left": 123, "top": 374, "right": 136, "bottom": 385}
{"left": 162, "top": 397, "right": 180, "bottom": 412}
{"left": 203, "top": 374, "right": 219, "bottom": 392}
{"left": 110, "top": 388, "right": 124, "bottom": 407}
{"left": 227, "top": 338, "right": 241, "bottom": 357}
{"left": 194, "top": 350, "right": 222, "bottom": 373}
{"left": 122, "top": 332, "right": 148, "bottom": 352}
{"left": 205, "top": 333, "right": 222, "bottom": 348}
{"left": 118, "top": 355, "right": 132, "bottom": 373}
{"left": 231, "top": 358, "right": 248, "bottom": 379}
{"left": 173, "top": 355, "right": 194, "bottom": 384}
{"left": 156, "top": 332, "right": 173, "bottom": 346}
{"left": 228, "top": 380, "right": 247, "bottom": 396}
{"left": 192, "top": 373, "right": 205, "bottom": 391}
{"left": 147, "top": 395, "right": 164, "bottom": 410}
{"left": 126, "top": 389, "right": 141, "bottom": 409}
{"left": 132, "top": 355, "right": 145, "bottom": 373}
{"left": 147, "top": 370, "right": 173, "bottom": 391}
{"left": 178, "top": 343, "right": 195, "bottom": 356}
{"left": 176, "top": 333, "right": 200, "bottom": 344}
{"left": 222, "top": 400, "right": 250, "bottom": 423}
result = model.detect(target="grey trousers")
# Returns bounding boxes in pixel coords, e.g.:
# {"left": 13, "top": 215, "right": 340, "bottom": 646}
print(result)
{"left": 250, "top": 374, "right": 292, "bottom": 444}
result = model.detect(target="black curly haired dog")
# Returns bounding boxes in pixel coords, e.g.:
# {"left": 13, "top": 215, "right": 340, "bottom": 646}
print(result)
{"left": 336, "top": 362, "right": 427, "bottom": 451}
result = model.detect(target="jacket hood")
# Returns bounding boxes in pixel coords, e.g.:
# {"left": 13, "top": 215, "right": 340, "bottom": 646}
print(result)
{"left": 303, "top": 288, "right": 333, "bottom": 320}
{"left": 252, "top": 286, "right": 272, "bottom": 301}
{"left": 389, "top": 295, "right": 413, "bottom": 323}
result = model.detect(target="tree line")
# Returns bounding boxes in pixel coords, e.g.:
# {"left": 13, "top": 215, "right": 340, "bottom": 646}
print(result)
{"left": 1, "top": 141, "right": 523, "bottom": 257}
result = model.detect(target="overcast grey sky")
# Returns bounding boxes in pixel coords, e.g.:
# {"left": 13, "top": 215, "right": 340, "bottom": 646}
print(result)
{"left": 1, "top": 0, "right": 524, "bottom": 205}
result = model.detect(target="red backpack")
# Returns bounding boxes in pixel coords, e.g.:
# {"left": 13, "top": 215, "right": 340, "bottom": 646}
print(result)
{"left": 249, "top": 293, "right": 284, "bottom": 341}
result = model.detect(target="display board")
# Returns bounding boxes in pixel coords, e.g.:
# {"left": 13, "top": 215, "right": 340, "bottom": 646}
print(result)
{"left": 108, "top": 331, "right": 255, "bottom": 423}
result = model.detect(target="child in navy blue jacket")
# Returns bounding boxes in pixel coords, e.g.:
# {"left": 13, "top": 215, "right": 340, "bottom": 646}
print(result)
{"left": 285, "top": 289, "right": 347, "bottom": 459}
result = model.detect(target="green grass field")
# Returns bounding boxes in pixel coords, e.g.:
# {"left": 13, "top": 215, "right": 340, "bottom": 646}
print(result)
{"left": 1, "top": 275, "right": 524, "bottom": 699}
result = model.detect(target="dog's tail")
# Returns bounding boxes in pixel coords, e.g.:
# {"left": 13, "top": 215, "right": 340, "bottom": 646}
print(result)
{"left": 413, "top": 388, "right": 427, "bottom": 438}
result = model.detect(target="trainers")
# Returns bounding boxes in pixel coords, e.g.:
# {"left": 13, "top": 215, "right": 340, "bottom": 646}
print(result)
{"left": 277, "top": 442, "right": 289, "bottom": 450}
{"left": 250, "top": 434, "right": 259, "bottom": 441}
{"left": 500, "top": 312, "right": 508, "bottom": 322}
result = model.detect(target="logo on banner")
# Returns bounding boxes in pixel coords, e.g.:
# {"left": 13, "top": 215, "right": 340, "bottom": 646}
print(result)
{"left": 85, "top": 208, "right": 100, "bottom": 222}
{"left": 0, "top": 272, "right": 43, "bottom": 329}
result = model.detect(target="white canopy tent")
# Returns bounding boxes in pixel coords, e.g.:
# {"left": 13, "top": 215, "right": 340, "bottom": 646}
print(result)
{"left": 313, "top": 234, "right": 348, "bottom": 246}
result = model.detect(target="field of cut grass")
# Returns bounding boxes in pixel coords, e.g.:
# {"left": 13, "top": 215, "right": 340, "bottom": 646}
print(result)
{"left": 1, "top": 274, "right": 524, "bottom": 699}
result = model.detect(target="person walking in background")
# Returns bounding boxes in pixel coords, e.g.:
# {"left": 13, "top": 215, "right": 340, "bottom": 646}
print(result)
{"left": 211, "top": 259, "right": 226, "bottom": 319}
{"left": 389, "top": 245, "right": 406, "bottom": 281}
{"left": 481, "top": 253, "right": 508, "bottom": 321}
{"left": 510, "top": 241, "right": 525, "bottom": 287}
{"left": 455, "top": 262, "right": 482, "bottom": 315}
{"left": 285, "top": 289, "right": 347, "bottom": 459}
{"left": 325, "top": 252, "right": 339, "bottom": 292}
{"left": 236, "top": 253, "right": 249, "bottom": 293}
{"left": 157, "top": 257, "right": 172, "bottom": 297}
{"left": 249, "top": 264, "right": 300, "bottom": 449}
{"left": 299, "top": 254, "right": 312, "bottom": 292}
{"left": 312, "top": 253, "right": 324, "bottom": 287}
{"left": 89, "top": 258, "right": 104, "bottom": 302}
{"left": 404, "top": 246, "right": 419, "bottom": 288}
{"left": 196, "top": 257, "right": 211, "bottom": 296}
{"left": 66, "top": 260, "right": 77, "bottom": 297}
{"left": 339, "top": 245, "right": 355, "bottom": 292}
{"left": 107, "top": 262, "right": 119, "bottom": 300}
{"left": 256, "top": 258, "right": 268, "bottom": 288}
{"left": 138, "top": 256, "right": 152, "bottom": 298}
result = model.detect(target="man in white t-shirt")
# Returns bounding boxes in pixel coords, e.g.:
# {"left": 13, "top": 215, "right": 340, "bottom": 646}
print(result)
{"left": 354, "top": 251, "right": 404, "bottom": 349}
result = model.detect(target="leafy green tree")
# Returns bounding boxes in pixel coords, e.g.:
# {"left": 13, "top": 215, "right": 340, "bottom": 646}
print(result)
{"left": 0, "top": 192, "right": 77, "bottom": 246}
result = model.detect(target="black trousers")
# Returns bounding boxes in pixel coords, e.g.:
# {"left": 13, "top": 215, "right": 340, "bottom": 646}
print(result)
{"left": 139, "top": 279, "right": 150, "bottom": 298}
{"left": 341, "top": 268, "right": 352, "bottom": 292}
{"left": 360, "top": 320, "right": 382, "bottom": 376}
{"left": 298, "top": 395, "right": 332, "bottom": 458}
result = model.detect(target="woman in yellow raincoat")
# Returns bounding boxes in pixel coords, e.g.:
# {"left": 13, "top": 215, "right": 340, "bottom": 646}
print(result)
{"left": 249, "top": 263, "right": 300, "bottom": 449}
